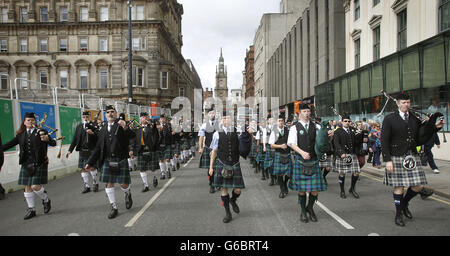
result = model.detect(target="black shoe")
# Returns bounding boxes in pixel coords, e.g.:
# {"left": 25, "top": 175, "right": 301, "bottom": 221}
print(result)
{"left": 230, "top": 199, "right": 240, "bottom": 214}
{"left": 420, "top": 188, "right": 434, "bottom": 200}
{"left": 43, "top": 199, "right": 51, "bottom": 214}
{"left": 306, "top": 208, "right": 318, "bottom": 222}
{"left": 395, "top": 215, "right": 405, "bottom": 227}
{"left": 300, "top": 212, "right": 309, "bottom": 223}
{"left": 269, "top": 176, "right": 275, "bottom": 186}
{"left": 153, "top": 177, "right": 158, "bottom": 188}
{"left": 402, "top": 204, "right": 413, "bottom": 219}
{"left": 223, "top": 210, "right": 232, "bottom": 223}
{"left": 209, "top": 186, "right": 216, "bottom": 194}
{"left": 340, "top": 191, "right": 346, "bottom": 199}
{"left": 142, "top": 186, "right": 149, "bottom": 193}
{"left": 108, "top": 206, "right": 118, "bottom": 219}
{"left": 161, "top": 175, "right": 166, "bottom": 180}
{"left": 349, "top": 188, "right": 360, "bottom": 199}
{"left": 24, "top": 208, "right": 36, "bottom": 220}
{"left": 261, "top": 175, "right": 266, "bottom": 181}
{"left": 125, "top": 192, "right": 133, "bottom": 209}
{"left": 279, "top": 191, "right": 286, "bottom": 198}
{"left": 82, "top": 186, "right": 91, "bottom": 194}
{"left": 93, "top": 184, "right": 99, "bottom": 192}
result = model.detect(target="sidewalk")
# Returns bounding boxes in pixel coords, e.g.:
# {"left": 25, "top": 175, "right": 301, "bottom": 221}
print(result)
{"left": 361, "top": 159, "right": 450, "bottom": 199}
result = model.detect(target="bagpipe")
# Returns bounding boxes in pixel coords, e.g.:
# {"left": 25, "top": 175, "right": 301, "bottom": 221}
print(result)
{"left": 119, "top": 113, "right": 143, "bottom": 129}
{"left": 32, "top": 113, "right": 65, "bottom": 158}
{"left": 313, "top": 108, "right": 334, "bottom": 162}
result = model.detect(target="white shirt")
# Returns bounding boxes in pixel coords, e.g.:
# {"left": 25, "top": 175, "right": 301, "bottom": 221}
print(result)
{"left": 287, "top": 120, "right": 321, "bottom": 147}
{"left": 398, "top": 110, "right": 408, "bottom": 121}
{"left": 27, "top": 128, "right": 35, "bottom": 134}
{"left": 268, "top": 126, "right": 285, "bottom": 145}
{"left": 198, "top": 120, "right": 216, "bottom": 137}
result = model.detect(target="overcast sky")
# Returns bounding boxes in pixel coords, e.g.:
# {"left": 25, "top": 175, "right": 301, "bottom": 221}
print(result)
{"left": 178, "top": 0, "right": 280, "bottom": 94}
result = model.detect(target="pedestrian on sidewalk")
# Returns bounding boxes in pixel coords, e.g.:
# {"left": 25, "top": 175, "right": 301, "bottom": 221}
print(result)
{"left": 369, "top": 123, "right": 382, "bottom": 169}
{"left": 423, "top": 131, "right": 441, "bottom": 174}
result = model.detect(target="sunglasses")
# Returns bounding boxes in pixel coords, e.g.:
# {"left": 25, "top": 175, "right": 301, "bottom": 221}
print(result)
{"left": 342, "top": 120, "right": 351, "bottom": 123}
{"left": 106, "top": 111, "right": 115, "bottom": 114}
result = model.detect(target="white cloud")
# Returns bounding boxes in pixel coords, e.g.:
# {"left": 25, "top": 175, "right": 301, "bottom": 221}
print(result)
{"left": 178, "top": 0, "right": 280, "bottom": 93}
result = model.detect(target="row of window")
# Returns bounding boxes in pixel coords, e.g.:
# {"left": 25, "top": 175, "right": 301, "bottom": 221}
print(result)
{"left": 0, "top": 37, "right": 146, "bottom": 53}
{"left": 354, "top": 0, "right": 381, "bottom": 21}
{"left": 0, "top": 70, "right": 171, "bottom": 91}
{"left": 0, "top": 5, "right": 145, "bottom": 23}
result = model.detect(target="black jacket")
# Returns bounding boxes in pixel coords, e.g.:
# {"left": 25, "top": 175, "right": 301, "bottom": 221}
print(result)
{"left": 130, "top": 124, "right": 160, "bottom": 153}
{"left": 0, "top": 129, "right": 57, "bottom": 165}
{"left": 333, "top": 127, "right": 363, "bottom": 158}
{"left": 87, "top": 122, "right": 135, "bottom": 167}
{"left": 68, "top": 123, "right": 98, "bottom": 153}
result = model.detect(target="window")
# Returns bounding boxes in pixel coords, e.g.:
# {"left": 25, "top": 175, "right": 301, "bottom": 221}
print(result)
{"left": 1, "top": 73, "right": 7, "bottom": 90}
{"left": 80, "top": 7, "right": 88, "bottom": 22}
{"left": 40, "top": 70, "right": 48, "bottom": 89}
{"left": 1, "top": 8, "right": 8, "bottom": 23}
{"left": 80, "top": 70, "right": 88, "bottom": 89}
{"left": 141, "top": 37, "right": 146, "bottom": 50}
{"left": 20, "top": 72, "right": 28, "bottom": 89}
{"left": 354, "top": 39, "right": 360, "bottom": 68}
{"left": 179, "top": 88, "right": 185, "bottom": 97}
{"left": 373, "top": 26, "right": 380, "bottom": 61}
{"left": 0, "top": 39, "right": 6, "bottom": 52}
{"left": 160, "top": 71, "right": 168, "bottom": 89}
{"left": 100, "top": 7, "right": 108, "bottom": 21}
{"left": 99, "top": 38, "right": 108, "bottom": 51}
{"left": 20, "top": 7, "right": 27, "bottom": 22}
{"left": 131, "top": 6, "right": 144, "bottom": 20}
{"left": 20, "top": 39, "right": 27, "bottom": 52}
{"left": 132, "top": 67, "right": 144, "bottom": 87}
{"left": 80, "top": 38, "right": 88, "bottom": 51}
{"left": 440, "top": 0, "right": 450, "bottom": 32}
{"left": 40, "top": 38, "right": 48, "bottom": 52}
{"left": 397, "top": 9, "right": 407, "bottom": 51}
{"left": 100, "top": 70, "right": 108, "bottom": 89}
{"left": 373, "top": 0, "right": 380, "bottom": 6}
{"left": 132, "top": 38, "right": 140, "bottom": 50}
{"left": 40, "top": 7, "right": 48, "bottom": 22}
{"left": 59, "top": 70, "right": 68, "bottom": 88}
{"left": 354, "top": 0, "right": 360, "bottom": 21}
{"left": 60, "top": 6, "right": 68, "bottom": 21}
{"left": 59, "top": 38, "right": 67, "bottom": 52}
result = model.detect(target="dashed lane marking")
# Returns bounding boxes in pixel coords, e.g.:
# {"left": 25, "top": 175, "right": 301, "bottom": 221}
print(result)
{"left": 316, "top": 201, "right": 355, "bottom": 230}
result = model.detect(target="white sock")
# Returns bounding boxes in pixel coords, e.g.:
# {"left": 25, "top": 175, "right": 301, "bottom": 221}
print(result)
{"left": 24, "top": 192, "right": 35, "bottom": 209}
{"left": 81, "top": 172, "right": 90, "bottom": 187}
{"left": 105, "top": 187, "right": 117, "bottom": 209}
{"left": 165, "top": 162, "right": 171, "bottom": 173}
{"left": 120, "top": 186, "right": 130, "bottom": 195}
{"left": 140, "top": 172, "right": 148, "bottom": 187}
{"left": 159, "top": 162, "right": 165, "bottom": 174}
{"left": 90, "top": 170, "right": 98, "bottom": 184}
{"left": 170, "top": 159, "right": 175, "bottom": 168}
{"left": 33, "top": 187, "right": 49, "bottom": 203}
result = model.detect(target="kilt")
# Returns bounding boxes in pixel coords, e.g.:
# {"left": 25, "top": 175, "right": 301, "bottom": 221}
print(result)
{"left": 263, "top": 147, "right": 274, "bottom": 170}
{"left": 383, "top": 155, "right": 427, "bottom": 187}
{"left": 173, "top": 143, "right": 181, "bottom": 156}
{"left": 199, "top": 147, "right": 212, "bottom": 169}
{"left": 250, "top": 141, "right": 257, "bottom": 158}
{"left": 159, "top": 146, "right": 172, "bottom": 160}
{"left": 78, "top": 150, "right": 97, "bottom": 169}
{"left": 99, "top": 157, "right": 131, "bottom": 184}
{"left": 181, "top": 139, "right": 190, "bottom": 150}
{"left": 289, "top": 155, "right": 327, "bottom": 192}
{"left": 136, "top": 152, "right": 159, "bottom": 172}
{"left": 212, "top": 160, "right": 245, "bottom": 189}
{"left": 335, "top": 154, "right": 360, "bottom": 174}
{"left": 18, "top": 164, "right": 48, "bottom": 186}
{"left": 318, "top": 154, "right": 334, "bottom": 170}
{"left": 272, "top": 152, "right": 293, "bottom": 176}
{"left": 256, "top": 144, "right": 265, "bottom": 163}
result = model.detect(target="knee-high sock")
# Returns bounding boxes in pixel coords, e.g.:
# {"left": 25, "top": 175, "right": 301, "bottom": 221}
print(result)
{"left": 120, "top": 185, "right": 130, "bottom": 195}
{"left": 393, "top": 193, "right": 403, "bottom": 217}
{"left": 33, "top": 187, "right": 49, "bottom": 203}
{"left": 231, "top": 189, "right": 241, "bottom": 201}
{"left": 140, "top": 172, "right": 148, "bottom": 187}
{"left": 165, "top": 161, "right": 171, "bottom": 172}
{"left": 323, "top": 168, "right": 330, "bottom": 178}
{"left": 350, "top": 175, "right": 358, "bottom": 191}
{"left": 298, "top": 194, "right": 307, "bottom": 214}
{"left": 105, "top": 187, "right": 117, "bottom": 209}
{"left": 159, "top": 162, "right": 166, "bottom": 174}
{"left": 24, "top": 192, "right": 35, "bottom": 209}
{"left": 221, "top": 194, "right": 230, "bottom": 211}
{"left": 81, "top": 172, "right": 90, "bottom": 187}
{"left": 307, "top": 194, "right": 317, "bottom": 210}
{"left": 338, "top": 176, "right": 345, "bottom": 192}
{"left": 90, "top": 170, "right": 98, "bottom": 184}
{"left": 170, "top": 159, "right": 175, "bottom": 168}
{"left": 403, "top": 187, "right": 419, "bottom": 205}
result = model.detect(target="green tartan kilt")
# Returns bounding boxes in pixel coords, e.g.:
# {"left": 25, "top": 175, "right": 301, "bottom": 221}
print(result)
{"left": 136, "top": 152, "right": 160, "bottom": 172}
{"left": 158, "top": 146, "right": 172, "bottom": 160}
{"left": 263, "top": 145, "right": 274, "bottom": 168}
{"left": 99, "top": 157, "right": 131, "bottom": 184}
{"left": 18, "top": 163, "right": 48, "bottom": 186}
{"left": 256, "top": 144, "right": 265, "bottom": 163}
{"left": 78, "top": 150, "right": 97, "bottom": 169}
{"left": 212, "top": 160, "right": 245, "bottom": 189}
{"left": 272, "top": 152, "right": 293, "bottom": 176}
{"left": 249, "top": 141, "right": 257, "bottom": 158}
{"left": 181, "top": 139, "right": 190, "bottom": 150}
{"left": 289, "top": 155, "right": 327, "bottom": 192}
{"left": 199, "top": 147, "right": 212, "bottom": 169}
{"left": 172, "top": 143, "right": 181, "bottom": 156}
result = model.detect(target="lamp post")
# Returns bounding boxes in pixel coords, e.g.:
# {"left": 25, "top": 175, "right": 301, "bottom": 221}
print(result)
{"left": 127, "top": 0, "right": 133, "bottom": 103}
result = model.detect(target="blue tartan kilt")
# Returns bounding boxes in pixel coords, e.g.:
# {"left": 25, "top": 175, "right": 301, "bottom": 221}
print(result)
{"left": 250, "top": 142, "right": 257, "bottom": 158}
{"left": 264, "top": 148, "right": 275, "bottom": 170}
{"left": 256, "top": 144, "right": 265, "bottom": 163}
{"left": 18, "top": 163, "right": 48, "bottom": 186}
{"left": 289, "top": 155, "right": 327, "bottom": 192}
{"left": 272, "top": 152, "right": 293, "bottom": 176}
{"left": 78, "top": 150, "right": 97, "bottom": 169}
{"left": 99, "top": 157, "right": 131, "bottom": 184}
{"left": 158, "top": 146, "right": 172, "bottom": 160}
{"left": 199, "top": 147, "right": 212, "bottom": 169}
{"left": 212, "top": 160, "right": 245, "bottom": 189}
{"left": 136, "top": 152, "right": 159, "bottom": 172}
{"left": 173, "top": 143, "right": 181, "bottom": 156}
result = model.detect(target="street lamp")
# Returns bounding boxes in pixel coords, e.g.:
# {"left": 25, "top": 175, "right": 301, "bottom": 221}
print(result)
{"left": 127, "top": 0, "right": 133, "bottom": 103}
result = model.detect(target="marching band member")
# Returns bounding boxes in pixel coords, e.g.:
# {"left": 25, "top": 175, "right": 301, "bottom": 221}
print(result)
{"left": 198, "top": 106, "right": 219, "bottom": 193}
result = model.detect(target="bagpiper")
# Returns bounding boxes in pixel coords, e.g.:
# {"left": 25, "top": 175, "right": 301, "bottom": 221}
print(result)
{"left": 198, "top": 106, "right": 219, "bottom": 193}
{"left": 66, "top": 111, "right": 99, "bottom": 193}
{"left": 318, "top": 119, "right": 335, "bottom": 185}
{"left": 157, "top": 114, "right": 173, "bottom": 180}
{"left": 263, "top": 115, "right": 277, "bottom": 185}
{"left": 255, "top": 119, "right": 266, "bottom": 178}
{"left": 85, "top": 105, "right": 135, "bottom": 219}
{"left": 381, "top": 92, "right": 444, "bottom": 227}
{"left": 1, "top": 112, "right": 56, "bottom": 219}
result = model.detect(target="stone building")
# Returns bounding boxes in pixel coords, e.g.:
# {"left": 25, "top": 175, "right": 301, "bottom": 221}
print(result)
{"left": 244, "top": 45, "right": 254, "bottom": 99}
{"left": 0, "top": 0, "right": 202, "bottom": 109}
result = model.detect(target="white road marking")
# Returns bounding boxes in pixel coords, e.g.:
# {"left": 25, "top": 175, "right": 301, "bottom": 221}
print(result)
{"left": 68, "top": 233, "right": 80, "bottom": 236}
{"left": 183, "top": 157, "right": 193, "bottom": 168}
{"left": 316, "top": 201, "right": 355, "bottom": 230}
{"left": 368, "top": 233, "right": 380, "bottom": 236}
{"left": 125, "top": 177, "right": 177, "bottom": 228}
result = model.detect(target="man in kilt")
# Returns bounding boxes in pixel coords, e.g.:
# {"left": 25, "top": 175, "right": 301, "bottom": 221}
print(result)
{"left": 85, "top": 105, "right": 135, "bottom": 219}
{"left": 263, "top": 115, "right": 276, "bottom": 185}
{"left": 381, "top": 92, "right": 444, "bottom": 227}
{"left": 209, "top": 110, "right": 252, "bottom": 223}
{"left": 66, "top": 111, "right": 99, "bottom": 193}
{"left": 287, "top": 104, "right": 327, "bottom": 223}
{"left": 333, "top": 114, "right": 364, "bottom": 199}
{"left": 249, "top": 120, "right": 258, "bottom": 170}
{"left": 129, "top": 112, "right": 160, "bottom": 192}
{"left": 269, "top": 113, "right": 292, "bottom": 198}
{"left": 255, "top": 119, "right": 266, "bottom": 178}
{"left": 157, "top": 114, "right": 173, "bottom": 180}
{"left": 1, "top": 112, "right": 56, "bottom": 219}
{"left": 171, "top": 119, "right": 182, "bottom": 170}
{"left": 319, "top": 120, "right": 334, "bottom": 186}
{"left": 198, "top": 107, "right": 219, "bottom": 193}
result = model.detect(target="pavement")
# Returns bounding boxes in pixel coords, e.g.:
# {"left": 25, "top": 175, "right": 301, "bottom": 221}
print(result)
{"left": 361, "top": 158, "right": 450, "bottom": 199}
